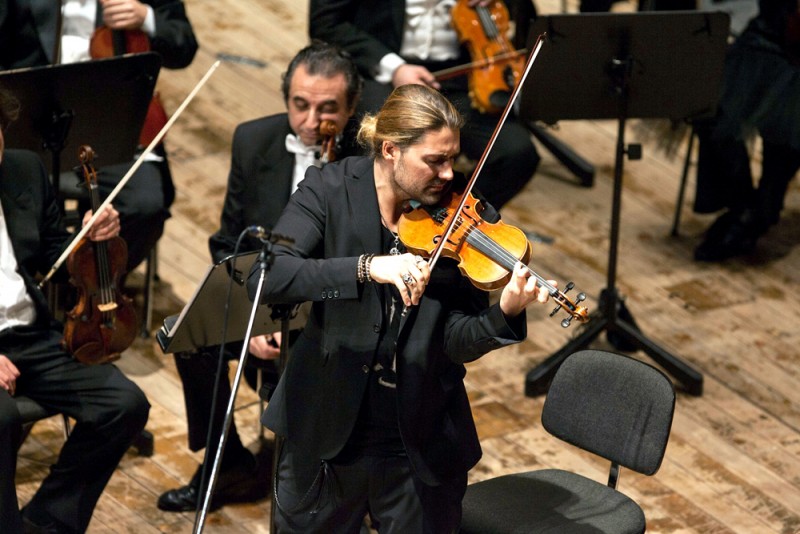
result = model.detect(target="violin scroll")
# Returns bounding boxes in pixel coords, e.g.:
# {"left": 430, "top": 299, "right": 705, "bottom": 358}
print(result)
{"left": 548, "top": 281, "right": 589, "bottom": 328}
{"left": 319, "top": 119, "right": 339, "bottom": 164}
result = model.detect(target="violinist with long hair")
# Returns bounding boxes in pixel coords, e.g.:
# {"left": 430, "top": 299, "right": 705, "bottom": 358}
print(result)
{"left": 0, "top": 86, "right": 149, "bottom": 534}
{"left": 0, "top": 0, "right": 198, "bottom": 272}
{"left": 250, "top": 83, "right": 553, "bottom": 532}
{"left": 310, "top": 0, "right": 540, "bottom": 211}
{"left": 157, "top": 41, "right": 364, "bottom": 514}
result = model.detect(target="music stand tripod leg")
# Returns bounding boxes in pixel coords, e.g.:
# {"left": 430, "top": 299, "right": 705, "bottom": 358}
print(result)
{"left": 612, "top": 317, "right": 704, "bottom": 395}
{"left": 524, "top": 313, "right": 607, "bottom": 396}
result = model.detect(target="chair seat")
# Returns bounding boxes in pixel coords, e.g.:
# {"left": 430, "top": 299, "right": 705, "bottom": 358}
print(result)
{"left": 461, "top": 469, "right": 645, "bottom": 534}
{"left": 14, "top": 396, "right": 57, "bottom": 424}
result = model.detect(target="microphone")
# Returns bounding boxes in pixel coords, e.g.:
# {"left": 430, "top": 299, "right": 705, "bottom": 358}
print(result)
{"left": 246, "top": 225, "right": 295, "bottom": 247}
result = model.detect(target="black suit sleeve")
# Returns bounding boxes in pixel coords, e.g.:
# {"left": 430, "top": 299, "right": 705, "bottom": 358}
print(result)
{"left": 209, "top": 123, "right": 250, "bottom": 263}
{"left": 309, "top": 0, "right": 398, "bottom": 77}
{"left": 147, "top": 0, "right": 198, "bottom": 69}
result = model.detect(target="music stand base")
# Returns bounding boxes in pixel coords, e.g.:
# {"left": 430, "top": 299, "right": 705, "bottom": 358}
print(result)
{"left": 525, "top": 289, "right": 704, "bottom": 397}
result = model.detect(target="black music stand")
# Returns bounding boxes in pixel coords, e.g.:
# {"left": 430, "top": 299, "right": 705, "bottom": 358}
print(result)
{"left": 519, "top": 11, "right": 730, "bottom": 397}
{"left": 157, "top": 251, "right": 304, "bottom": 354}
{"left": 0, "top": 53, "right": 160, "bottom": 201}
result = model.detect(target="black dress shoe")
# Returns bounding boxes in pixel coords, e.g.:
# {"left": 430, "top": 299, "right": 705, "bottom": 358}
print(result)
{"left": 694, "top": 210, "right": 760, "bottom": 262}
{"left": 157, "top": 453, "right": 270, "bottom": 512}
{"left": 20, "top": 508, "right": 63, "bottom": 534}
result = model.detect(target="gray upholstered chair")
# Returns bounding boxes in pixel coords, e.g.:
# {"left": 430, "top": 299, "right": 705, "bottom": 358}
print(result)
{"left": 461, "top": 349, "right": 676, "bottom": 534}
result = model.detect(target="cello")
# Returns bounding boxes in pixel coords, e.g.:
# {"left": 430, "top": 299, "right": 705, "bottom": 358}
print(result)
{"left": 63, "top": 146, "right": 137, "bottom": 364}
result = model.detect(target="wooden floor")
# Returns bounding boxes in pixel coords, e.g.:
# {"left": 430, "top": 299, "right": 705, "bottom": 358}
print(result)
{"left": 15, "top": 0, "right": 800, "bottom": 532}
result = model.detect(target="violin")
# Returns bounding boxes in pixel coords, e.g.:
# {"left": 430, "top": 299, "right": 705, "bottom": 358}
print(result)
{"left": 398, "top": 188, "right": 589, "bottom": 327}
{"left": 399, "top": 35, "right": 588, "bottom": 327}
{"left": 319, "top": 119, "right": 339, "bottom": 164}
{"left": 89, "top": 26, "right": 169, "bottom": 147}
{"left": 63, "top": 146, "right": 137, "bottom": 365}
{"left": 450, "top": 0, "right": 526, "bottom": 114}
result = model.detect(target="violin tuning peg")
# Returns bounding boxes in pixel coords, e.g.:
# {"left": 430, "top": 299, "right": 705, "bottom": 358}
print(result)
{"left": 564, "top": 281, "right": 575, "bottom": 293}
{"left": 576, "top": 292, "right": 587, "bottom": 303}
{"left": 560, "top": 317, "right": 572, "bottom": 328}
{"left": 549, "top": 304, "right": 562, "bottom": 318}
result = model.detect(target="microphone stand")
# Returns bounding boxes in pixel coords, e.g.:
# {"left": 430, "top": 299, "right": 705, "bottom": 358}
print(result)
{"left": 269, "top": 301, "right": 293, "bottom": 534}
{"left": 193, "top": 239, "right": 275, "bottom": 534}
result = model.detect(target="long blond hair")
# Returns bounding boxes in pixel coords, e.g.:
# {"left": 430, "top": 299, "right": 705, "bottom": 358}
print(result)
{"left": 357, "top": 84, "right": 463, "bottom": 157}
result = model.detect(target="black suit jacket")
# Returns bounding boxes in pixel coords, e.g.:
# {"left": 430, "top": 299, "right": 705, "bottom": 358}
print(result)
{"left": 0, "top": 149, "right": 70, "bottom": 327}
{"left": 0, "top": 0, "right": 198, "bottom": 70}
{"left": 309, "top": 0, "right": 531, "bottom": 78}
{"left": 251, "top": 156, "right": 526, "bottom": 486}
{"left": 209, "top": 113, "right": 363, "bottom": 262}
{"left": 208, "top": 115, "right": 295, "bottom": 263}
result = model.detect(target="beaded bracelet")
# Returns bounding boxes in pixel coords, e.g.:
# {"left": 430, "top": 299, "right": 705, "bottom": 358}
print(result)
{"left": 357, "top": 254, "right": 366, "bottom": 283}
{"left": 364, "top": 254, "right": 374, "bottom": 283}
{"left": 357, "top": 254, "right": 375, "bottom": 284}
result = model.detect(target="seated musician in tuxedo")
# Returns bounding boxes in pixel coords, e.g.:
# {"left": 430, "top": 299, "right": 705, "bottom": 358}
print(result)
{"left": 309, "top": 0, "right": 540, "bottom": 210}
{"left": 0, "top": 0, "right": 198, "bottom": 272}
{"left": 0, "top": 86, "right": 150, "bottom": 534}
{"left": 156, "top": 41, "right": 363, "bottom": 513}
{"left": 693, "top": 0, "right": 800, "bottom": 261}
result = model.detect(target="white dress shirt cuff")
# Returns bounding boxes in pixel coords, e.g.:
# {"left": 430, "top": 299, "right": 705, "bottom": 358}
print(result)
{"left": 374, "top": 53, "right": 406, "bottom": 84}
{"left": 142, "top": 5, "right": 156, "bottom": 37}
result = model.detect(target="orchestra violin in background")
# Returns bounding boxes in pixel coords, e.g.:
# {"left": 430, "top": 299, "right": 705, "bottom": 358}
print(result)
{"left": 447, "top": 0, "right": 527, "bottom": 113}
{"left": 319, "top": 119, "right": 340, "bottom": 163}
{"left": 64, "top": 147, "right": 137, "bottom": 365}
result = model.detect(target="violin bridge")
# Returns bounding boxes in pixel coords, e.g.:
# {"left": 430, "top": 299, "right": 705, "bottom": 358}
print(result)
{"left": 97, "top": 302, "right": 119, "bottom": 313}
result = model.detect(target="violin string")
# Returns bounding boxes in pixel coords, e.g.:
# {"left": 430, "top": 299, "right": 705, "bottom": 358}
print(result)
{"left": 461, "top": 220, "right": 559, "bottom": 295}
{"left": 476, "top": 6, "right": 499, "bottom": 41}
{"left": 90, "top": 170, "right": 112, "bottom": 322}
{"left": 472, "top": 230, "right": 556, "bottom": 292}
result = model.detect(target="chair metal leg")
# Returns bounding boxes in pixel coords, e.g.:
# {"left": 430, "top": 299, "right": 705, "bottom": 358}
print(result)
{"left": 670, "top": 127, "right": 696, "bottom": 236}
{"left": 140, "top": 246, "right": 157, "bottom": 338}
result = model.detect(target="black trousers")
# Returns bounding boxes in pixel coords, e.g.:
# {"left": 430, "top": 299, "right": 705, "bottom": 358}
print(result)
{"left": 696, "top": 124, "right": 800, "bottom": 224}
{"left": 0, "top": 325, "right": 150, "bottom": 533}
{"left": 272, "top": 438, "right": 467, "bottom": 534}
{"left": 173, "top": 347, "right": 278, "bottom": 466}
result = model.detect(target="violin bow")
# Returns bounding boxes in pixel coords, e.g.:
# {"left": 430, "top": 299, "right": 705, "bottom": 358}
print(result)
{"left": 430, "top": 48, "right": 528, "bottom": 82}
{"left": 38, "top": 60, "right": 222, "bottom": 288}
{"left": 425, "top": 33, "right": 546, "bottom": 272}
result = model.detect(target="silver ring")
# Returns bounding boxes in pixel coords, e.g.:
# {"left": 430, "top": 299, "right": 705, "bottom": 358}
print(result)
{"left": 402, "top": 273, "right": 413, "bottom": 285}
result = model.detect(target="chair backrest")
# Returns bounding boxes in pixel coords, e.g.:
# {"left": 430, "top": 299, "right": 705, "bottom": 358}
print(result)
{"left": 541, "top": 349, "right": 676, "bottom": 476}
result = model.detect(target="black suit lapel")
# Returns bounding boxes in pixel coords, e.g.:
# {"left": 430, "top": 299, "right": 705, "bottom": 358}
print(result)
{"left": 253, "top": 119, "right": 294, "bottom": 227}
{"left": 29, "top": 0, "right": 60, "bottom": 64}
{"left": 345, "top": 157, "right": 381, "bottom": 255}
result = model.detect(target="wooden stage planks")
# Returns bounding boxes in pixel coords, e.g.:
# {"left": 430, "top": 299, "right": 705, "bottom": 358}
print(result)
{"left": 14, "top": 0, "right": 800, "bottom": 532}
